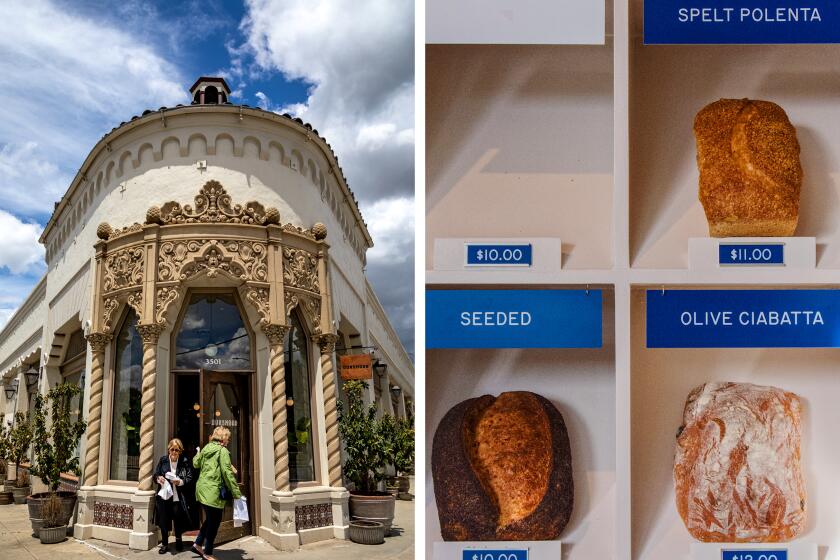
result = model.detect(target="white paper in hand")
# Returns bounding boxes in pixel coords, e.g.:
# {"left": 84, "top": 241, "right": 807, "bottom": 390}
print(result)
{"left": 157, "top": 480, "right": 173, "bottom": 500}
{"left": 233, "top": 496, "right": 249, "bottom": 527}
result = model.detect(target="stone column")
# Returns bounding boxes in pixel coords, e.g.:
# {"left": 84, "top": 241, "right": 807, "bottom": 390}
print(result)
{"left": 263, "top": 323, "right": 292, "bottom": 491}
{"left": 75, "top": 331, "right": 112, "bottom": 540}
{"left": 260, "top": 323, "right": 300, "bottom": 551}
{"left": 82, "top": 332, "right": 112, "bottom": 486}
{"left": 130, "top": 322, "right": 164, "bottom": 551}
{"left": 314, "top": 333, "right": 342, "bottom": 487}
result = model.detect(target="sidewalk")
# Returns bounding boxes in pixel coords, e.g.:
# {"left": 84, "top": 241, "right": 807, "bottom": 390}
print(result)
{"left": 0, "top": 500, "right": 414, "bottom": 560}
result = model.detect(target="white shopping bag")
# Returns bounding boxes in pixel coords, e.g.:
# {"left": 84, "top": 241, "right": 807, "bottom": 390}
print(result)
{"left": 157, "top": 480, "right": 173, "bottom": 500}
{"left": 233, "top": 496, "right": 249, "bottom": 528}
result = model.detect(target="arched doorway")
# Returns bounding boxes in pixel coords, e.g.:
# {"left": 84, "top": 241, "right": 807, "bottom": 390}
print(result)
{"left": 169, "top": 290, "right": 255, "bottom": 542}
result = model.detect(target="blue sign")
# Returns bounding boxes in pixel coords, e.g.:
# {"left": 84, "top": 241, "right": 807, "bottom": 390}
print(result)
{"left": 462, "top": 551, "right": 528, "bottom": 560}
{"left": 427, "top": 289, "right": 602, "bottom": 349}
{"left": 644, "top": 1, "right": 840, "bottom": 44}
{"left": 466, "top": 243, "right": 532, "bottom": 267}
{"left": 719, "top": 244, "right": 784, "bottom": 266}
{"left": 722, "top": 550, "right": 788, "bottom": 560}
{"left": 647, "top": 290, "right": 840, "bottom": 348}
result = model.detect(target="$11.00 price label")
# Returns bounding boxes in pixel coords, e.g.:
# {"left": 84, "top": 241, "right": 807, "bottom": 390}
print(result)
{"left": 465, "top": 243, "right": 532, "bottom": 267}
{"left": 462, "top": 550, "right": 527, "bottom": 560}
{"left": 722, "top": 550, "right": 788, "bottom": 560}
{"left": 719, "top": 243, "right": 784, "bottom": 266}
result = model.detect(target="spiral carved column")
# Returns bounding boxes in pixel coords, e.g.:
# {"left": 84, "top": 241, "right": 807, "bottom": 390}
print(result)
{"left": 263, "top": 323, "right": 292, "bottom": 491}
{"left": 314, "top": 333, "right": 342, "bottom": 487}
{"left": 135, "top": 323, "right": 165, "bottom": 491}
{"left": 82, "top": 332, "right": 112, "bottom": 487}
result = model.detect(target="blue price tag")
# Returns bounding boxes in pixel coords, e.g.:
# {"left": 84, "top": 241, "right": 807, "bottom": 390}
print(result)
{"left": 719, "top": 244, "right": 784, "bottom": 266}
{"left": 462, "top": 550, "right": 528, "bottom": 560}
{"left": 644, "top": 0, "right": 840, "bottom": 44}
{"left": 647, "top": 289, "right": 840, "bottom": 348}
{"left": 465, "top": 244, "right": 532, "bottom": 267}
{"left": 427, "top": 289, "right": 602, "bottom": 349}
{"left": 722, "top": 550, "right": 788, "bottom": 560}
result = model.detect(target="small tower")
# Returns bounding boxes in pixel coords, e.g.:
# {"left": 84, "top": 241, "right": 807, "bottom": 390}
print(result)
{"left": 189, "top": 77, "right": 231, "bottom": 105}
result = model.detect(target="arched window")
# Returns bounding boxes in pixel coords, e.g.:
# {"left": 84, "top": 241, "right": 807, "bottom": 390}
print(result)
{"left": 285, "top": 312, "right": 315, "bottom": 483}
{"left": 175, "top": 293, "right": 251, "bottom": 371}
{"left": 110, "top": 309, "right": 142, "bottom": 481}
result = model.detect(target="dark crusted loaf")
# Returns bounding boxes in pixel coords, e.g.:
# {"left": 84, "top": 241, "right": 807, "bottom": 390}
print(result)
{"left": 432, "top": 391, "right": 573, "bottom": 541}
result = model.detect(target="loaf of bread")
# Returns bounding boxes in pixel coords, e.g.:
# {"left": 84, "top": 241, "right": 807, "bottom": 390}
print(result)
{"left": 432, "top": 391, "right": 573, "bottom": 541}
{"left": 694, "top": 98, "right": 802, "bottom": 237}
{"left": 674, "top": 382, "right": 806, "bottom": 542}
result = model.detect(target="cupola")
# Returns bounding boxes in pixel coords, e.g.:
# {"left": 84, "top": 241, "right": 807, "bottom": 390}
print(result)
{"left": 189, "top": 76, "right": 231, "bottom": 105}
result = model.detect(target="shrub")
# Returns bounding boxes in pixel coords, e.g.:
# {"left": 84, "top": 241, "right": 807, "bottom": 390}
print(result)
{"left": 41, "top": 493, "right": 64, "bottom": 528}
{"left": 337, "top": 380, "right": 389, "bottom": 494}
{"left": 30, "top": 384, "right": 87, "bottom": 492}
{"left": 8, "top": 412, "right": 32, "bottom": 478}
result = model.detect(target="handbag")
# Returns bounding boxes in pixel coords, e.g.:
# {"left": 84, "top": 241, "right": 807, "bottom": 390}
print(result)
{"left": 217, "top": 451, "right": 233, "bottom": 501}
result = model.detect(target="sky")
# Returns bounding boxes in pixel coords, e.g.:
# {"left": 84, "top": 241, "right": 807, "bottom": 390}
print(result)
{"left": 0, "top": 0, "right": 415, "bottom": 356}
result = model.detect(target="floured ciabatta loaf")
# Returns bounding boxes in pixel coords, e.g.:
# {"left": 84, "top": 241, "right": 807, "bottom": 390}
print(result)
{"left": 674, "top": 382, "right": 806, "bottom": 542}
{"left": 432, "top": 392, "right": 573, "bottom": 541}
{"left": 694, "top": 99, "right": 802, "bottom": 237}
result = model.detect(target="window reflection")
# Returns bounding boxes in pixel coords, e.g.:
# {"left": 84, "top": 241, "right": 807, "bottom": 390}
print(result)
{"left": 175, "top": 293, "right": 251, "bottom": 370}
{"left": 110, "top": 310, "right": 142, "bottom": 481}
{"left": 285, "top": 313, "right": 315, "bottom": 483}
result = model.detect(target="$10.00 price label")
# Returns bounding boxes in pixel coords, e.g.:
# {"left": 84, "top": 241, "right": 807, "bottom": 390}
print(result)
{"left": 722, "top": 550, "right": 787, "bottom": 560}
{"left": 465, "top": 243, "right": 532, "bottom": 267}
{"left": 462, "top": 551, "right": 527, "bottom": 560}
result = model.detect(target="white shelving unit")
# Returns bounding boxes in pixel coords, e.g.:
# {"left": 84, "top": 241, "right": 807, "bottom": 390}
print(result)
{"left": 425, "top": 1, "right": 840, "bottom": 559}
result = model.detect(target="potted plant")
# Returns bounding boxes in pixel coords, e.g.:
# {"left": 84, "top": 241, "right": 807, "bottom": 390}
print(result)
{"left": 38, "top": 493, "right": 66, "bottom": 544}
{"left": 0, "top": 421, "right": 13, "bottom": 503}
{"left": 8, "top": 412, "right": 32, "bottom": 504}
{"left": 337, "top": 380, "right": 395, "bottom": 539}
{"left": 391, "top": 417, "right": 414, "bottom": 499}
{"left": 27, "top": 383, "right": 86, "bottom": 531}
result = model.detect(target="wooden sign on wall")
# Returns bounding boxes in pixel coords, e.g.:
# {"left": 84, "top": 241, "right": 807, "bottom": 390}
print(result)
{"left": 340, "top": 354, "right": 373, "bottom": 380}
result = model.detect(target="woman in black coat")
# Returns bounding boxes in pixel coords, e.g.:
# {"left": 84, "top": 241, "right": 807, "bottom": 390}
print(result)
{"left": 154, "top": 438, "right": 194, "bottom": 554}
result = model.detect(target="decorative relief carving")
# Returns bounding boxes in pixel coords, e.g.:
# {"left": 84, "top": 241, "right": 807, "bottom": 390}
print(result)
{"left": 108, "top": 223, "right": 143, "bottom": 240}
{"left": 285, "top": 291, "right": 322, "bottom": 334}
{"left": 283, "top": 247, "right": 319, "bottom": 292}
{"left": 135, "top": 323, "right": 165, "bottom": 344}
{"left": 155, "top": 286, "right": 181, "bottom": 324}
{"left": 261, "top": 323, "right": 291, "bottom": 346}
{"left": 314, "top": 333, "right": 338, "bottom": 354}
{"left": 281, "top": 223, "right": 316, "bottom": 240}
{"left": 102, "top": 297, "right": 119, "bottom": 333}
{"left": 245, "top": 287, "right": 271, "bottom": 326}
{"left": 158, "top": 239, "right": 267, "bottom": 282}
{"left": 103, "top": 246, "right": 144, "bottom": 293}
{"left": 149, "top": 180, "right": 280, "bottom": 225}
{"left": 85, "top": 332, "right": 112, "bottom": 353}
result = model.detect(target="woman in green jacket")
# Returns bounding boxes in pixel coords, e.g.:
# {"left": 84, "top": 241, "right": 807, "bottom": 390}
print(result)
{"left": 190, "top": 426, "right": 241, "bottom": 560}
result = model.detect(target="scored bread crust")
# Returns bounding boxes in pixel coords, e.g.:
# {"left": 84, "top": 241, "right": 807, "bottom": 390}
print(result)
{"left": 674, "top": 382, "right": 806, "bottom": 542}
{"left": 694, "top": 98, "right": 802, "bottom": 237}
{"left": 432, "top": 392, "right": 573, "bottom": 541}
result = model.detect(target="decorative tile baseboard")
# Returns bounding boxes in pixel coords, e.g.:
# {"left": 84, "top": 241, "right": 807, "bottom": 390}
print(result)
{"left": 93, "top": 501, "right": 134, "bottom": 529}
{"left": 295, "top": 503, "right": 333, "bottom": 530}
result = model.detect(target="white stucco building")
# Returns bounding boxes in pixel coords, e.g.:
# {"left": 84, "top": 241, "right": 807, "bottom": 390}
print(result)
{"left": 0, "top": 77, "right": 414, "bottom": 550}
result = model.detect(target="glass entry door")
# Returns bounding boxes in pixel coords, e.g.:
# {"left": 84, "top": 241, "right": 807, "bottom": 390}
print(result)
{"left": 172, "top": 370, "right": 252, "bottom": 542}
{"left": 201, "top": 370, "right": 252, "bottom": 542}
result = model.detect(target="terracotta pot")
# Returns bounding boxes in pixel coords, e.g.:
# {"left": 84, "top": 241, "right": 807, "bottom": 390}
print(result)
{"left": 39, "top": 525, "right": 67, "bottom": 544}
{"left": 348, "top": 520, "right": 385, "bottom": 545}
{"left": 395, "top": 475, "right": 410, "bottom": 493}
{"left": 349, "top": 492, "right": 395, "bottom": 534}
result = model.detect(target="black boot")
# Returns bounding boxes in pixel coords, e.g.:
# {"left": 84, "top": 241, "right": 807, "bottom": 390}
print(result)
{"left": 175, "top": 537, "right": 184, "bottom": 552}
{"left": 159, "top": 543, "right": 168, "bottom": 554}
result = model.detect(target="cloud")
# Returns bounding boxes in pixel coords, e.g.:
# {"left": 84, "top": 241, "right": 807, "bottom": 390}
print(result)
{"left": 239, "top": 0, "right": 414, "bottom": 203}
{"left": 0, "top": 0, "right": 187, "bottom": 177}
{"left": 239, "top": 0, "right": 415, "bottom": 355}
{"left": 0, "top": 210, "right": 45, "bottom": 275}
{"left": 0, "top": 142, "right": 72, "bottom": 218}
